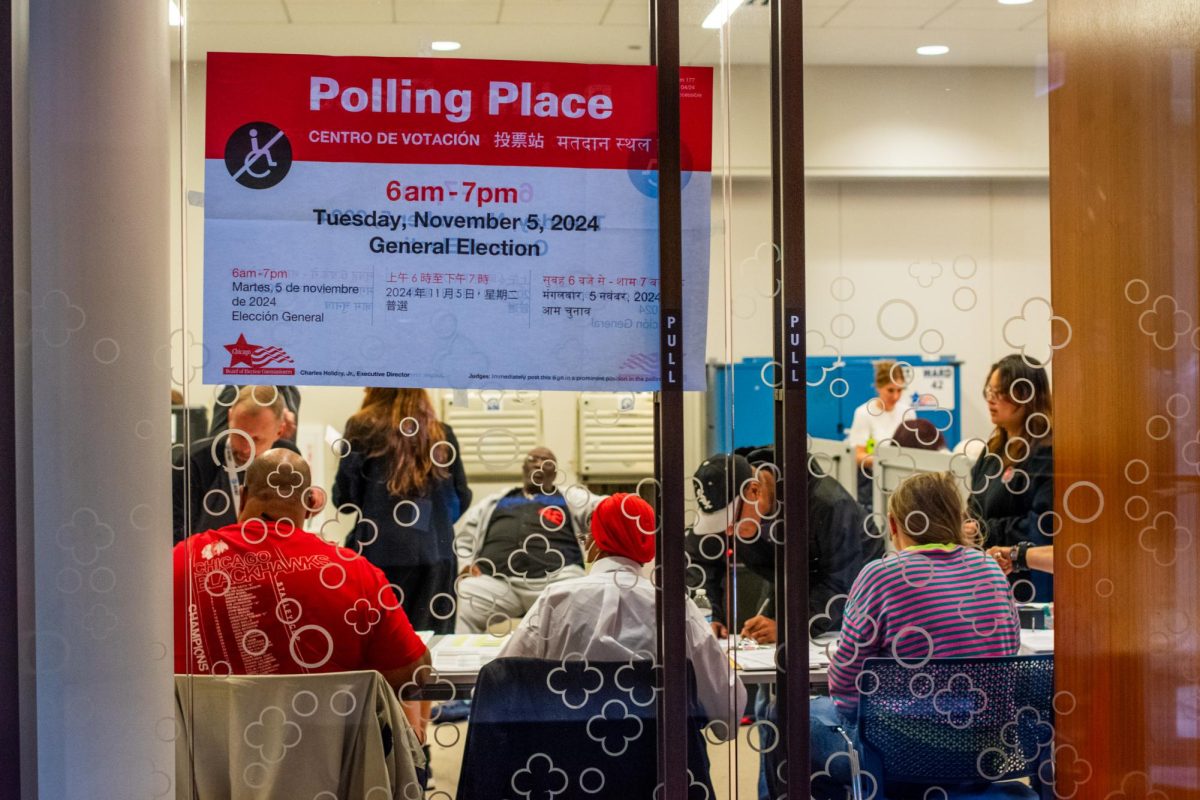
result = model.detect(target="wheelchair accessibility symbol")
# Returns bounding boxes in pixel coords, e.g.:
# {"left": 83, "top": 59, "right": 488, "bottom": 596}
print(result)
{"left": 224, "top": 121, "right": 292, "bottom": 189}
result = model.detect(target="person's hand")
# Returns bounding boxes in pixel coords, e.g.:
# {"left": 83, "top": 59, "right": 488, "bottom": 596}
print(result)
{"left": 987, "top": 546, "right": 1013, "bottom": 575}
{"left": 740, "top": 615, "right": 777, "bottom": 644}
{"left": 469, "top": 564, "right": 482, "bottom": 578}
{"left": 711, "top": 620, "right": 728, "bottom": 639}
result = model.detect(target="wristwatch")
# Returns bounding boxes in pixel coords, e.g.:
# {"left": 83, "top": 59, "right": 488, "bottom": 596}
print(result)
{"left": 1011, "top": 541, "right": 1033, "bottom": 571}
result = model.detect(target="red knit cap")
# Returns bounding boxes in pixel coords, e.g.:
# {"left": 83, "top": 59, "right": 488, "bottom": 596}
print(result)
{"left": 591, "top": 493, "right": 657, "bottom": 564}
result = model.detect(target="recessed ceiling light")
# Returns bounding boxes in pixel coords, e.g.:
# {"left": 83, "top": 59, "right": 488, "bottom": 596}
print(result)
{"left": 998, "top": 0, "right": 1035, "bottom": 5}
{"left": 702, "top": 0, "right": 743, "bottom": 30}
{"left": 169, "top": 0, "right": 182, "bottom": 26}
{"left": 916, "top": 45, "right": 950, "bottom": 56}
{"left": 431, "top": 41, "right": 461, "bottom": 52}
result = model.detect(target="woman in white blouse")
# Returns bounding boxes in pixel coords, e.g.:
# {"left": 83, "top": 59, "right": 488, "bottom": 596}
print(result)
{"left": 847, "top": 360, "right": 910, "bottom": 510}
{"left": 848, "top": 359, "right": 910, "bottom": 468}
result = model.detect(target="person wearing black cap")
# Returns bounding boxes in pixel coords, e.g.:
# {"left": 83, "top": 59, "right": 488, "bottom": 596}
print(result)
{"left": 688, "top": 448, "right": 867, "bottom": 800}
{"left": 688, "top": 448, "right": 865, "bottom": 643}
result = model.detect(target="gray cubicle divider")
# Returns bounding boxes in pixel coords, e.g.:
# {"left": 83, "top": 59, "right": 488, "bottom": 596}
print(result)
{"left": 872, "top": 448, "right": 970, "bottom": 549}
{"left": 809, "top": 437, "right": 857, "bottom": 499}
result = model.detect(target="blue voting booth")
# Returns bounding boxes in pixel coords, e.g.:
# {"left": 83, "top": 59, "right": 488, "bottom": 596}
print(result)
{"left": 706, "top": 355, "right": 962, "bottom": 454}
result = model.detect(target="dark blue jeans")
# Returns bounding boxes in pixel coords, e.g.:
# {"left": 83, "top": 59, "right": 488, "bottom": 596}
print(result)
{"left": 757, "top": 693, "right": 865, "bottom": 800}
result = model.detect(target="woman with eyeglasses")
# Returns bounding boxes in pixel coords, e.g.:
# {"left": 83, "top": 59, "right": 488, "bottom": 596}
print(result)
{"left": 967, "top": 354, "right": 1054, "bottom": 599}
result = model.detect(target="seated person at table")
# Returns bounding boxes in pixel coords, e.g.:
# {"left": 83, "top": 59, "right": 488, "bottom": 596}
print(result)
{"left": 499, "top": 493, "right": 746, "bottom": 740}
{"left": 454, "top": 447, "right": 603, "bottom": 632}
{"left": 686, "top": 448, "right": 866, "bottom": 643}
{"left": 808, "top": 471, "right": 1020, "bottom": 800}
{"left": 173, "top": 448, "right": 432, "bottom": 694}
{"left": 172, "top": 385, "right": 293, "bottom": 544}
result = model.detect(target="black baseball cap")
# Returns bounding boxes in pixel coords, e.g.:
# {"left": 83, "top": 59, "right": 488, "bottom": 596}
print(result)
{"left": 691, "top": 453, "right": 754, "bottom": 535}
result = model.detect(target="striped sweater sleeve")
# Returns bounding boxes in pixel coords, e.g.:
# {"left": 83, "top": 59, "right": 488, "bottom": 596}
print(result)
{"left": 827, "top": 560, "right": 887, "bottom": 712}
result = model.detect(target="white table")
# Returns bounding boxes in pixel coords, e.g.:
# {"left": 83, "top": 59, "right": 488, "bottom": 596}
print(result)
{"left": 417, "top": 628, "right": 1052, "bottom": 699}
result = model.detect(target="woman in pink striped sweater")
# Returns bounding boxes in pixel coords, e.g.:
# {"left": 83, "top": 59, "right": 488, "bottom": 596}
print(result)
{"left": 810, "top": 471, "right": 1021, "bottom": 796}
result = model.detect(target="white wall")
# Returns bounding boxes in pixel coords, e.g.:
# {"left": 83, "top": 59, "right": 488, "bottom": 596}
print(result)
{"left": 707, "top": 65, "right": 1051, "bottom": 443}
{"left": 717, "top": 65, "right": 1049, "bottom": 176}
{"left": 171, "top": 62, "right": 1050, "bottom": 505}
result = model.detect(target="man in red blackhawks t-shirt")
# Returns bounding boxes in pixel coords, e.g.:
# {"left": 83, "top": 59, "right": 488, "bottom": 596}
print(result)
{"left": 173, "top": 447, "right": 431, "bottom": 692}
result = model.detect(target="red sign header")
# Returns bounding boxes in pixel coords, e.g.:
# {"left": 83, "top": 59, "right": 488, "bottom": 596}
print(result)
{"left": 206, "top": 53, "right": 713, "bottom": 171}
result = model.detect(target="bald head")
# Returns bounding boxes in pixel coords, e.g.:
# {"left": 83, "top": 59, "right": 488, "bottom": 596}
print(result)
{"left": 239, "top": 448, "right": 314, "bottom": 522}
{"left": 522, "top": 446, "right": 558, "bottom": 494}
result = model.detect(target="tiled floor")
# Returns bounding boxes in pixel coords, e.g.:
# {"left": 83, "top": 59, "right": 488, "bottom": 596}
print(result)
{"left": 425, "top": 721, "right": 761, "bottom": 798}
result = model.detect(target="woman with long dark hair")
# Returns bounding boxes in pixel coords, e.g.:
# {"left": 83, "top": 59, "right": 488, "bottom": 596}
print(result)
{"left": 333, "top": 388, "right": 472, "bottom": 633}
{"left": 968, "top": 354, "right": 1054, "bottom": 599}
{"left": 333, "top": 388, "right": 470, "bottom": 775}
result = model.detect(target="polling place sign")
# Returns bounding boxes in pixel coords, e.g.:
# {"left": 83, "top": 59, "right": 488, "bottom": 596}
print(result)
{"left": 203, "top": 53, "right": 712, "bottom": 391}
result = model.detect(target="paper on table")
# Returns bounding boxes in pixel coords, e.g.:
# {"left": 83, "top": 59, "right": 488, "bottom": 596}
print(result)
{"left": 432, "top": 632, "right": 512, "bottom": 671}
{"left": 809, "top": 640, "right": 833, "bottom": 668}
{"left": 731, "top": 646, "right": 778, "bottom": 671}
{"left": 416, "top": 630, "right": 435, "bottom": 645}
{"left": 1019, "top": 629, "right": 1055, "bottom": 654}
{"left": 727, "top": 641, "right": 834, "bottom": 671}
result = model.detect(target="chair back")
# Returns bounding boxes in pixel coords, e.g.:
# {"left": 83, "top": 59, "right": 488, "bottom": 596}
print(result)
{"left": 174, "top": 670, "right": 422, "bottom": 800}
{"left": 456, "top": 658, "right": 713, "bottom": 800}
{"left": 857, "top": 655, "right": 1054, "bottom": 786}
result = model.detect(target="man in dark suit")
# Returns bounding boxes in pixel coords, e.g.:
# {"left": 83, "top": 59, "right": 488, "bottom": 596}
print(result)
{"left": 686, "top": 447, "right": 870, "bottom": 800}
{"left": 172, "top": 385, "right": 293, "bottom": 543}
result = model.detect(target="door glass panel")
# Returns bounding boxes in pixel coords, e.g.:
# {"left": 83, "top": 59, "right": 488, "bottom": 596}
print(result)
{"left": 797, "top": 5, "right": 1055, "bottom": 800}
{"left": 171, "top": 3, "right": 714, "bottom": 799}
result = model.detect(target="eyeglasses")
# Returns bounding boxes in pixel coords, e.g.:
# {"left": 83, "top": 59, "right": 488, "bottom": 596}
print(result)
{"left": 983, "top": 387, "right": 1007, "bottom": 402}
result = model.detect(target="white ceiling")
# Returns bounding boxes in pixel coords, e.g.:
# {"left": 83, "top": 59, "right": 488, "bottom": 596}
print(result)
{"left": 177, "top": 0, "right": 1047, "bottom": 67}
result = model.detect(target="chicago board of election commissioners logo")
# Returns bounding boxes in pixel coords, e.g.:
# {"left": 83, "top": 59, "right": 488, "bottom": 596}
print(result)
{"left": 223, "top": 333, "right": 295, "bottom": 376}
{"left": 224, "top": 122, "right": 292, "bottom": 189}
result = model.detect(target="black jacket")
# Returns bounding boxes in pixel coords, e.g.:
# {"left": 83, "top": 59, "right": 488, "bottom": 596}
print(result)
{"left": 332, "top": 424, "right": 472, "bottom": 568}
{"left": 968, "top": 441, "right": 1054, "bottom": 599}
{"left": 171, "top": 433, "right": 298, "bottom": 544}
{"left": 687, "top": 470, "right": 867, "bottom": 635}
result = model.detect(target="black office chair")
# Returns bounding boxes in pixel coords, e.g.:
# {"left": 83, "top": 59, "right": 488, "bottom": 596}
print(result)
{"left": 456, "top": 657, "right": 714, "bottom": 800}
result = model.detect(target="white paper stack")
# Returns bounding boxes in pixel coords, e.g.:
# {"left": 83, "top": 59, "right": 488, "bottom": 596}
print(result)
{"left": 731, "top": 645, "right": 779, "bottom": 671}
{"left": 431, "top": 633, "right": 511, "bottom": 672}
{"left": 1019, "top": 629, "right": 1055, "bottom": 654}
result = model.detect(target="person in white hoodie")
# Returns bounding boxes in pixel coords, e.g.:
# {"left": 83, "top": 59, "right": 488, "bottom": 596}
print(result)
{"left": 498, "top": 493, "right": 746, "bottom": 741}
